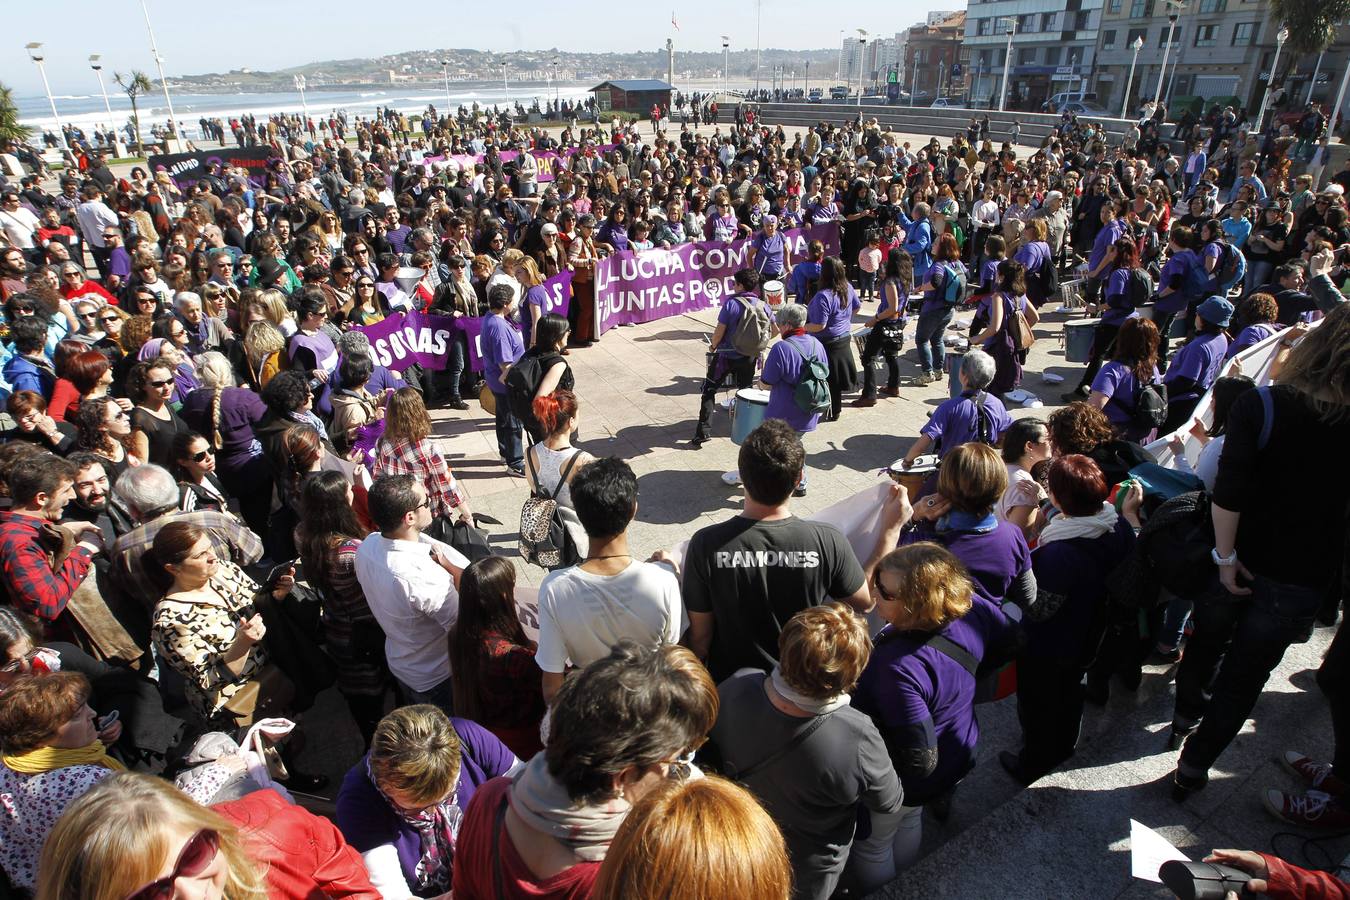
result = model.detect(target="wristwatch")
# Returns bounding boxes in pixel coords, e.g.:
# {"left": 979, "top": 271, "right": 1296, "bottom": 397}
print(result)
{"left": 1210, "top": 548, "right": 1238, "bottom": 567}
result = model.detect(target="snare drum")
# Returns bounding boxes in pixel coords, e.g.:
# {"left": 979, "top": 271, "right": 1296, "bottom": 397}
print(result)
{"left": 888, "top": 454, "right": 940, "bottom": 496}
{"left": 852, "top": 327, "right": 873, "bottom": 361}
{"left": 762, "top": 280, "right": 785, "bottom": 306}
{"left": 730, "top": 388, "right": 771, "bottom": 445}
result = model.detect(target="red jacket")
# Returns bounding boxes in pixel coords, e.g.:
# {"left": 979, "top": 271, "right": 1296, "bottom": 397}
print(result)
{"left": 212, "top": 789, "right": 379, "bottom": 900}
{"left": 1261, "top": 853, "right": 1350, "bottom": 900}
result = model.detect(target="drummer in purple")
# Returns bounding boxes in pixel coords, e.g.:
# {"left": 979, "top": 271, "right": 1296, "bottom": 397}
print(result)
{"left": 693, "top": 269, "right": 774, "bottom": 447}
{"left": 757, "top": 303, "right": 827, "bottom": 497}
{"left": 899, "top": 349, "right": 1013, "bottom": 467}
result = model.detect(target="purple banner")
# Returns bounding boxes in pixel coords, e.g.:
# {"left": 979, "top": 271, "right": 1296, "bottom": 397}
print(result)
{"left": 355, "top": 310, "right": 458, "bottom": 372}
{"left": 356, "top": 270, "right": 573, "bottom": 373}
{"left": 594, "top": 222, "right": 840, "bottom": 335}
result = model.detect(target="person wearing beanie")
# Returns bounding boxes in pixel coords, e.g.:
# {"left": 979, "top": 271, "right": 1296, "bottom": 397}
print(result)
{"left": 1161, "top": 295, "right": 1232, "bottom": 433}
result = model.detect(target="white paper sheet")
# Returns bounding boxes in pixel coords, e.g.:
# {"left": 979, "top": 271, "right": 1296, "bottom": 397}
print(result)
{"left": 1130, "top": 819, "right": 1189, "bottom": 883}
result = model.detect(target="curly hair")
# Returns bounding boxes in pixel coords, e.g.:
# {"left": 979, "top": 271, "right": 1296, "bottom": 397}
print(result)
{"left": 72, "top": 398, "right": 126, "bottom": 457}
{"left": 0, "top": 671, "right": 90, "bottom": 755}
{"left": 125, "top": 359, "right": 174, "bottom": 405}
{"left": 119, "top": 314, "right": 156, "bottom": 357}
{"left": 260, "top": 370, "right": 311, "bottom": 416}
{"left": 873, "top": 542, "right": 974, "bottom": 632}
{"left": 1047, "top": 401, "right": 1116, "bottom": 455}
{"left": 1237, "top": 292, "right": 1278, "bottom": 327}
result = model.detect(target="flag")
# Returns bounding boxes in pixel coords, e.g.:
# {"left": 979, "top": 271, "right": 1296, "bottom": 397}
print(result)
{"left": 671, "top": 11, "right": 680, "bottom": 30}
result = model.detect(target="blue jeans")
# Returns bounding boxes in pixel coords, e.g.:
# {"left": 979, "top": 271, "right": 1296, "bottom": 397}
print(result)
{"left": 1244, "top": 260, "right": 1273, "bottom": 297}
{"left": 491, "top": 391, "right": 524, "bottom": 469}
{"left": 1175, "top": 576, "right": 1324, "bottom": 776}
{"left": 1157, "top": 590, "right": 1192, "bottom": 650}
{"left": 914, "top": 306, "right": 954, "bottom": 373}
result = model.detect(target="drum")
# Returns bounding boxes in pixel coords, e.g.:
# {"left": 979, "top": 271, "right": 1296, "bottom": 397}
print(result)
{"left": 945, "top": 351, "right": 966, "bottom": 398}
{"left": 762, "top": 280, "right": 785, "bottom": 306}
{"left": 1134, "top": 303, "right": 1156, "bottom": 321}
{"left": 1063, "top": 317, "right": 1100, "bottom": 364}
{"left": 730, "top": 388, "right": 771, "bottom": 445}
{"left": 888, "top": 454, "right": 940, "bottom": 496}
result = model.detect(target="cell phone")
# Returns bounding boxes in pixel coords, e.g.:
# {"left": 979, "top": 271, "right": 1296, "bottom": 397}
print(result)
{"left": 97, "top": 710, "right": 119, "bottom": 730}
{"left": 265, "top": 558, "right": 298, "bottom": 588}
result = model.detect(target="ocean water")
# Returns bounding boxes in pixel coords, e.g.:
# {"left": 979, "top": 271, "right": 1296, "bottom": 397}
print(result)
{"left": 15, "top": 78, "right": 751, "bottom": 139}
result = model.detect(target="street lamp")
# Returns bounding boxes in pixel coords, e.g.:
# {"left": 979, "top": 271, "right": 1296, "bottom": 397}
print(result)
{"left": 837, "top": 30, "right": 845, "bottom": 86}
{"left": 999, "top": 20, "right": 1016, "bottom": 112}
{"left": 722, "top": 36, "right": 730, "bottom": 96}
{"left": 1153, "top": 13, "right": 1180, "bottom": 108}
{"left": 552, "top": 56, "right": 561, "bottom": 106}
{"left": 804, "top": 60, "right": 810, "bottom": 98}
{"left": 856, "top": 28, "right": 868, "bottom": 106}
{"left": 440, "top": 59, "right": 453, "bottom": 116}
{"left": 1122, "top": 35, "right": 1145, "bottom": 119}
{"left": 89, "top": 54, "right": 115, "bottom": 128}
{"left": 25, "top": 43, "right": 61, "bottom": 138}
{"left": 1254, "top": 25, "right": 1291, "bottom": 133}
{"left": 500, "top": 61, "right": 508, "bottom": 97}
{"left": 139, "top": 0, "right": 180, "bottom": 146}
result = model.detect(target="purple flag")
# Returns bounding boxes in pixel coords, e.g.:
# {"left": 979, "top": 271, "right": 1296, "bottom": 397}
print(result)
{"left": 354, "top": 310, "right": 459, "bottom": 372}
{"left": 593, "top": 223, "right": 840, "bottom": 335}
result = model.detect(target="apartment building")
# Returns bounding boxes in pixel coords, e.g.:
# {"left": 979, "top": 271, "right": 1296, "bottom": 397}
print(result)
{"left": 962, "top": 0, "right": 1104, "bottom": 109}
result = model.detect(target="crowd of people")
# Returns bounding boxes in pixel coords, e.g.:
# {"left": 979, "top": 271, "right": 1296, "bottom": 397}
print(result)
{"left": 0, "top": 91, "right": 1349, "bottom": 900}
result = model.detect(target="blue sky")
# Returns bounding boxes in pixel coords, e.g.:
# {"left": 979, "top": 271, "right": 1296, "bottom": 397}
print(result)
{"left": 3, "top": 0, "right": 938, "bottom": 94}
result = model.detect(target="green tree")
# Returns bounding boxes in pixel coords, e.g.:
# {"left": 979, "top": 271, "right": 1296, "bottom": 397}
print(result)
{"left": 114, "top": 70, "right": 153, "bottom": 154}
{"left": 0, "top": 83, "right": 31, "bottom": 144}
{"left": 1270, "top": 0, "right": 1350, "bottom": 58}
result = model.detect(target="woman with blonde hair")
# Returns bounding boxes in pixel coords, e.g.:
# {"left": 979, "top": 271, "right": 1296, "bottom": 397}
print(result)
{"left": 374, "top": 387, "right": 472, "bottom": 532}
{"left": 336, "top": 705, "right": 519, "bottom": 899}
{"left": 242, "top": 320, "right": 286, "bottom": 388}
{"left": 515, "top": 255, "right": 549, "bottom": 346}
{"left": 710, "top": 603, "right": 902, "bottom": 900}
{"left": 38, "top": 770, "right": 379, "bottom": 900}
{"left": 851, "top": 529, "right": 1018, "bottom": 885}
{"left": 257, "top": 287, "right": 297, "bottom": 337}
{"left": 593, "top": 776, "right": 792, "bottom": 900}
{"left": 181, "top": 350, "right": 271, "bottom": 533}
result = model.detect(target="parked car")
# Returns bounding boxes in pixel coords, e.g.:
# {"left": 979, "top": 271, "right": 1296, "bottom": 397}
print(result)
{"left": 1041, "top": 90, "right": 1099, "bottom": 113}
{"left": 930, "top": 97, "right": 964, "bottom": 108}
{"left": 808, "top": 88, "right": 823, "bottom": 103}
{"left": 1057, "top": 100, "right": 1112, "bottom": 117}
{"left": 829, "top": 86, "right": 849, "bottom": 100}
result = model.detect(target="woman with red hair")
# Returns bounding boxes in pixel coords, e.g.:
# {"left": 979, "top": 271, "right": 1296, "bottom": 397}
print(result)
{"left": 525, "top": 388, "right": 593, "bottom": 560}
{"left": 62, "top": 349, "right": 126, "bottom": 422}
{"left": 1000, "top": 454, "right": 1135, "bottom": 784}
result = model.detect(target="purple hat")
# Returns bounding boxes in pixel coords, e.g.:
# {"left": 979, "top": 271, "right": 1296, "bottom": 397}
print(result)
{"left": 138, "top": 337, "right": 169, "bottom": 362}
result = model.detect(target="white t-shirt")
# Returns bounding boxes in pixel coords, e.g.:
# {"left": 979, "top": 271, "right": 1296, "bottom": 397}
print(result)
{"left": 535, "top": 559, "right": 687, "bottom": 673}
{"left": 353, "top": 532, "right": 469, "bottom": 692}
{"left": 0, "top": 206, "right": 40, "bottom": 249}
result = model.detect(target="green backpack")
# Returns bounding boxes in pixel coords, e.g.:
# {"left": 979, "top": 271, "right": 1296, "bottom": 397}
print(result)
{"left": 787, "top": 339, "right": 831, "bottom": 415}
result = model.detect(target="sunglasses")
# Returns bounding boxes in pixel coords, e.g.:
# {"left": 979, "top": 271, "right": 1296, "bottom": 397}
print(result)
{"left": 125, "top": 829, "right": 221, "bottom": 900}
{"left": 871, "top": 568, "right": 898, "bottom": 603}
{"left": 149, "top": 378, "right": 174, "bottom": 389}
{"left": 190, "top": 448, "right": 214, "bottom": 462}
{"left": 99, "top": 315, "right": 120, "bottom": 324}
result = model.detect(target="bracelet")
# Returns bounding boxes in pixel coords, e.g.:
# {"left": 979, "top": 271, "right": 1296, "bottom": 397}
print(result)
{"left": 1210, "top": 548, "right": 1238, "bottom": 567}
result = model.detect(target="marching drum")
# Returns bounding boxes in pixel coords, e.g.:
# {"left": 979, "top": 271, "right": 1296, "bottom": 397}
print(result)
{"left": 888, "top": 454, "right": 941, "bottom": 496}
{"left": 762, "top": 280, "right": 785, "bottom": 306}
{"left": 730, "top": 388, "right": 771, "bottom": 445}
{"left": 1063, "top": 318, "right": 1100, "bottom": 364}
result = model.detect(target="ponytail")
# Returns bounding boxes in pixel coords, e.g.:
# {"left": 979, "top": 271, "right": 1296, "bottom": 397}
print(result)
{"left": 210, "top": 388, "right": 224, "bottom": 450}
{"left": 533, "top": 388, "right": 578, "bottom": 437}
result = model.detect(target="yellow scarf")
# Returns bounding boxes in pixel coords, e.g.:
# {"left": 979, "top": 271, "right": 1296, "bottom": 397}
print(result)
{"left": 1, "top": 741, "right": 126, "bottom": 774}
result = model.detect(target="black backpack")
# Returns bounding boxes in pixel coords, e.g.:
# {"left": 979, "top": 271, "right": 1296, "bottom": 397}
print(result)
{"left": 1036, "top": 255, "right": 1060, "bottom": 300}
{"left": 505, "top": 350, "right": 560, "bottom": 431}
{"left": 1132, "top": 381, "right": 1168, "bottom": 431}
{"left": 1126, "top": 268, "right": 1153, "bottom": 310}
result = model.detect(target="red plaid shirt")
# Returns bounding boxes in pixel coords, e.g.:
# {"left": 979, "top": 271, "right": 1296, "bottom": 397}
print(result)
{"left": 373, "top": 438, "right": 463, "bottom": 519}
{"left": 0, "top": 512, "right": 95, "bottom": 622}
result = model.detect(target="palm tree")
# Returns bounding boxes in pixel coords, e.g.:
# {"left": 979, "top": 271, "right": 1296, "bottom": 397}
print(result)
{"left": 114, "top": 70, "right": 153, "bottom": 154}
{"left": 1270, "top": 0, "right": 1350, "bottom": 61}
{"left": 0, "top": 82, "right": 31, "bottom": 144}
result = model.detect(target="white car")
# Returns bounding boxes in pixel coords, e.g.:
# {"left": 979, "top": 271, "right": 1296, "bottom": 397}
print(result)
{"left": 930, "top": 98, "right": 962, "bottom": 108}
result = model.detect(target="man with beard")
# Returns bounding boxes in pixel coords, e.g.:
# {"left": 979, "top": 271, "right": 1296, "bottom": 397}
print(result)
{"left": 62, "top": 453, "right": 120, "bottom": 544}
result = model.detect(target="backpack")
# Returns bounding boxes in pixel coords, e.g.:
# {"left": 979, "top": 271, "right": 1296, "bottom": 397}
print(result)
{"left": 505, "top": 351, "right": 557, "bottom": 430}
{"left": 786, "top": 340, "right": 831, "bottom": 415}
{"left": 1211, "top": 242, "right": 1246, "bottom": 294}
{"left": 939, "top": 264, "right": 968, "bottom": 306}
{"left": 729, "top": 295, "right": 775, "bottom": 358}
{"left": 1180, "top": 251, "right": 1212, "bottom": 304}
{"left": 1005, "top": 294, "right": 1036, "bottom": 351}
{"left": 1035, "top": 254, "right": 1060, "bottom": 300}
{"left": 1126, "top": 267, "right": 1153, "bottom": 310}
{"left": 518, "top": 449, "right": 584, "bottom": 570}
{"left": 1132, "top": 380, "right": 1168, "bottom": 431}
